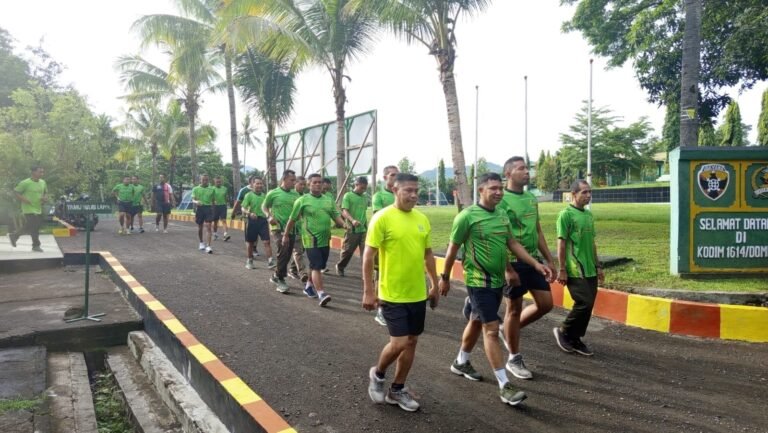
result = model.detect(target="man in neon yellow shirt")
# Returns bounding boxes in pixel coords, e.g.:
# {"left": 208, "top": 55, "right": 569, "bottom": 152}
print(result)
{"left": 112, "top": 176, "right": 135, "bottom": 235}
{"left": 371, "top": 165, "right": 399, "bottom": 326}
{"left": 363, "top": 173, "right": 439, "bottom": 412}
{"left": 288, "top": 176, "right": 308, "bottom": 282}
{"left": 9, "top": 165, "right": 48, "bottom": 252}
{"left": 211, "top": 176, "right": 231, "bottom": 242}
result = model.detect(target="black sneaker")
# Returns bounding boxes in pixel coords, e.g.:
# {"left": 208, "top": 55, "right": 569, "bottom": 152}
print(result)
{"left": 9, "top": 233, "right": 18, "bottom": 247}
{"left": 32, "top": 246, "right": 44, "bottom": 253}
{"left": 335, "top": 264, "right": 345, "bottom": 277}
{"left": 288, "top": 271, "right": 300, "bottom": 280}
{"left": 553, "top": 327, "right": 575, "bottom": 353}
{"left": 572, "top": 339, "right": 594, "bottom": 356}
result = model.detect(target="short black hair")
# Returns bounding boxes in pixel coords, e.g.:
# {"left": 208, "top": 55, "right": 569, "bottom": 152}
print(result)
{"left": 503, "top": 156, "right": 526, "bottom": 174}
{"left": 383, "top": 165, "right": 398, "bottom": 174}
{"left": 478, "top": 172, "right": 502, "bottom": 186}
{"left": 395, "top": 173, "right": 418, "bottom": 184}
{"left": 322, "top": 177, "right": 332, "bottom": 184}
{"left": 355, "top": 176, "right": 368, "bottom": 185}
{"left": 282, "top": 170, "right": 296, "bottom": 179}
{"left": 296, "top": 176, "right": 306, "bottom": 182}
{"left": 308, "top": 173, "right": 322, "bottom": 181}
{"left": 570, "top": 179, "right": 590, "bottom": 194}
{"left": 30, "top": 165, "right": 42, "bottom": 172}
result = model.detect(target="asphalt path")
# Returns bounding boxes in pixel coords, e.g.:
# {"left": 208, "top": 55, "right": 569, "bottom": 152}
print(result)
{"left": 59, "top": 220, "right": 768, "bottom": 433}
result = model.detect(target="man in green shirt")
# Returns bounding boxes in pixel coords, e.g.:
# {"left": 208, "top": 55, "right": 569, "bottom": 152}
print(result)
{"left": 371, "top": 165, "right": 399, "bottom": 326}
{"left": 211, "top": 176, "right": 231, "bottom": 242}
{"left": 112, "top": 176, "right": 135, "bottom": 235}
{"left": 440, "top": 173, "right": 550, "bottom": 406}
{"left": 363, "top": 173, "right": 439, "bottom": 412}
{"left": 262, "top": 170, "right": 300, "bottom": 292}
{"left": 335, "top": 176, "right": 369, "bottom": 277}
{"left": 9, "top": 165, "right": 48, "bottom": 252}
{"left": 192, "top": 174, "right": 215, "bottom": 254}
{"left": 283, "top": 174, "right": 345, "bottom": 307}
{"left": 241, "top": 178, "right": 272, "bottom": 270}
{"left": 554, "top": 180, "right": 604, "bottom": 356}
{"left": 289, "top": 176, "right": 308, "bottom": 282}
{"left": 129, "top": 175, "right": 147, "bottom": 233}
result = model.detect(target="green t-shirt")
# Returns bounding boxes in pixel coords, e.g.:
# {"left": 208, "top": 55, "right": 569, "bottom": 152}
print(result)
{"left": 342, "top": 191, "right": 369, "bottom": 234}
{"left": 14, "top": 178, "right": 47, "bottom": 215}
{"left": 131, "top": 184, "right": 145, "bottom": 206}
{"left": 192, "top": 185, "right": 214, "bottom": 206}
{"left": 498, "top": 189, "right": 540, "bottom": 260}
{"left": 324, "top": 191, "right": 334, "bottom": 202}
{"left": 264, "top": 187, "right": 300, "bottom": 231}
{"left": 366, "top": 206, "right": 431, "bottom": 303}
{"left": 289, "top": 193, "right": 340, "bottom": 248}
{"left": 372, "top": 187, "right": 395, "bottom": 212}
{"left": 212, "top": 186, "right": 228, "bottom": 206}
{"left": 556, "top": 205, "right": 598, "bottom": 279}
{"left": 241, "top": 191, "right": 266, "bottom": 217}
{"left": 450, "top": 205, "right": 513, "bottom": 289}
{"left": 113, "top": 183, "right": 135, "bottom": 202}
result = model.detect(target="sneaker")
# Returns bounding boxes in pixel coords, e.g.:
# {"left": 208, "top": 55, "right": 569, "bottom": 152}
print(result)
{"left": 318, "top": 292, "right": 332, "bottom": 307}
{"left": 553, "top": 327, "right": 575, "bottom": 353}
{"left": 199, "top": 242, "right": 206, "bottom": 251}
{"left": 335, "top": 264, "right": 344, "bottom": 277}
{"left": 125, "top": 230, "right": 132, "bottom": 235}
{"left": 275, "top": 280, "right": 289, "bottom": 294}
{"left": 223, "top": 233, "right": 231, "bottom": 241}
{"left": 31, "top": 246, "right": 44, "bottom": 253}
{"left": 300, "top": 274, "right": 309, "bottom": 283}
{"left": 270, "top": 275, "right": 280, "bottom": 284}
{"left": 163, "top": 229, "right": 168, "bottom": 234}
{"left": 246, "top": 259, "right": 254, "bottom": 270}
{"left": 8, "top": 233, "right": 18, "bottom": 247}
{"left": 506, "top": 354, "right": 533, "bottom": 380}
{"left": 214, "top": 233, "right": 219, "bottom": 240}
{"left": 303, "top": 284, "right": 317, "bottom": 298}
{"left": 462, "top": 296, "right": 472, "bottom": 321}
{"left": 155, "top": 226, "right": 160, "bottom": 232}
{"left": 119, "top": 229, "right": 125, "bottom": 235}
{"left": 374, "top": 309, "right": 387, "bottom": 326}
{"left": 385, "top": 388, "right": 420, "bottom": 412}
{"left": 450, "top": 360, "right": 482, "bottom": 381}
{"left": 368, "top": 367, "right": 386, "bottom": 404}
{"left": 572, "top": 339, "right": 594, "bottom": 356}
{"left": 139, "top": 228, "right": 145, "bottom": 233}
{"left": 321, "top": 268, "right": 329, "bottom": 274}
{"left": 254, "top": 251, "right": 260, "bottom": 257}
{"left": 499, "top": 383, "right": 527, "bottom": 406}
{"left": 205, "top": 246, "right": 213, "bottom": 254}
{"left": 267, "top": 258, "right": 276, "bottom": 269}
{"left": 288, "top": 271, "right": 300, "bottom": 280}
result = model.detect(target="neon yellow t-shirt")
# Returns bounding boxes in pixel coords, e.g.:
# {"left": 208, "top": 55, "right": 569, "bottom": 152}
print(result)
{"left": 366, "top": 206, "right": 431, "bottom": 303}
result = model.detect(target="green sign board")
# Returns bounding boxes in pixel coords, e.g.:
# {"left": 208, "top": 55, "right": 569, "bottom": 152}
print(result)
{"left": 670, "top": 147, "right": 768, "bottom": 275}
{"left": 65, "top": 202, "right": 113, "bottom": 214}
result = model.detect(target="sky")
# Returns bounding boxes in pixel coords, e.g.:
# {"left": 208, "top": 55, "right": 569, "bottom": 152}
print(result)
{"left": 1, "top": 1, "right": 764, "bottom": 174}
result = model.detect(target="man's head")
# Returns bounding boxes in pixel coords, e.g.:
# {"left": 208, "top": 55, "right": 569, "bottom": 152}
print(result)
{"left": 159, "top": 174, "right": 166, "bottom": 184}
{"left": 122, "top": 176, "right": 130, "bottom": 185}
{"left": 353, "top": 176, "right": 368, "bottom": 194}
{"left": 200, "top": 174, "right": 209, "bottom": 186}
{"left": 213, "top": 176, "right": 222, "bottom": 187}
{"left": 30, "top": 165, "right": 44, "bottom": 180}
{"left": 281, "top": 170, "right": 296, "bottom": 190}
{"left": 308, "top": 173, "right": 323, "bottom": 195}
{"left": 503, "top": 156, "right": 529, "bottom": 188}
{"left": 477, "top": 172, "right": 504, "bottom": 208}
{"left": 393, "top": 173, "right": 419, "bottom": 211}
{"left": 248, "top": 175, "right": 257, "bottom": 188}
{"left": 295, "top": 176, "right": 306, "bottom": 193}
{"left": 322, "top": 177, "right": 332, "bottom": 193}
{"left": 252, "top": 177, "right": 264, "bottom": 193}
{"left": 131, "top": 175, "right": 139, "bottom": 184}
{"left": 570, "top": 180, "right": 592, "bottom": 209}
{"left": 383, "top": 165, "right": 399, "bottom": 189}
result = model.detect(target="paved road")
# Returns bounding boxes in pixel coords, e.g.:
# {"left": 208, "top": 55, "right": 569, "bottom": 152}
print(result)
{"left": 59, "top": 221, "right": 768, "bottom": 433}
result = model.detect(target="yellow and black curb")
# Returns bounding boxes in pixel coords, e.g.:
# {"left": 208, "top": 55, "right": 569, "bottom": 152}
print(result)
{"left": 93, "top": 250, "right": 296, "bottom": 433}
{"left": 52, "top": 217, "right": 78, "bottom": 237}
{"left": 169, "top": 213, "right": 768, "bottom": 343}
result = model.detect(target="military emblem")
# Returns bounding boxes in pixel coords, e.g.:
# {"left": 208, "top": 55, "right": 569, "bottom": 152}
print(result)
{"left": 752, "top": 165, "right": 768, "bottom": 199}
{"left": 697, "top": 163, "right": 729, "bottom": 201}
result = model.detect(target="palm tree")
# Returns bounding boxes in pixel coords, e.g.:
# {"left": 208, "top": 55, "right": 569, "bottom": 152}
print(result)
{"left": 679, "top": 0, "right": 701, "bottom": 147}
{"left": 122, "top": 102, "right": 163, "bottom": 183}
{"left": 219, "top": 0, "right": 378, "bottom": 197}
{"left": 238, "top": 116, "right": 264, "bottom": 180}
{"left": 364, "top": 0, "right": 488, "bottom": 209}
{"left": 235, "top": 48, "right": 296, "bottom": 189}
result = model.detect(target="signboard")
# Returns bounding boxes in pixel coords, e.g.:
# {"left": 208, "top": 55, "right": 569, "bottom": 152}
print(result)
{"left": 670, "top": 148, "right": 768, "bottom": 275}
{"left": 65, "top": 202, "right": 113, "bottom": 214}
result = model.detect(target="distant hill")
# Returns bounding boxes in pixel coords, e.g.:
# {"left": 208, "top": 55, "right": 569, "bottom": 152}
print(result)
{"left": 419, "top": 162, "right": 503, "bottom": 179}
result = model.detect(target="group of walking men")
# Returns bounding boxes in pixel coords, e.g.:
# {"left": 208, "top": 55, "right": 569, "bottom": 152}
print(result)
{"left": 111, "top": 174, "right": 179, "bottom": 236}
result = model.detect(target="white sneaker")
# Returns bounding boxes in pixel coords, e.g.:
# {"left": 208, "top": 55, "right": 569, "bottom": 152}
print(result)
{"left": 199, "top": 242, "right": 206, "bottom": 251}
{"left": 205, "top": 246, "right": 213, "bottom": 254}
{"left": 246, "top": 259, "right": 254, "bottom": 270}
{"left": 155, "top": 226, "right": 159, "bottom": 232}
{"left": 163, "top": 229, "right": 168, "bottom": 234}
{"left": 214, "top": 233, "right": 219, "bottom": 240}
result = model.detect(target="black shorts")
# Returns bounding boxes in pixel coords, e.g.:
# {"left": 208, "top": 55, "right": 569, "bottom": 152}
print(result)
{"left": 504, "top": 260, "right": 551, "bottom": 299}
{"left": 380, "top": 300, "right": 427, "bottom": 337}
{"left": 467, "top": 287, "right": 503, "bottom": 323}
{"left": 118, "top": 201, "right": 132, "bottom": 213}
{"left": 213, "top": 204, "right": 227, "bottom": 221}
{"left": 306, "top": 246, "right": 330, "bottom": 270}
{"left": 130, "top": 205, "right": 143, "bottom": 216}
{"left": 245, "top": 216, "right": 270, "bottom": 242}
{"left": 156, "top": 202, "right": 172, "bottom": 215}
{"left": 195, "top": 205, "right": 213, "bottom": 225}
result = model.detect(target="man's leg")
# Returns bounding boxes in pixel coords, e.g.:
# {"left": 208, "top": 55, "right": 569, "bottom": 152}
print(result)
{"left": 336, "top": 232, "right": 358, "bottom": 274}
{"left": 290, "top": 239, "right": 307, "bottom": 279}
{"left": 274, "top": 232, "right": 294, "bottom": 281}
{"left": 119, "top": 212, "right": 125, "bottom": 231}
{"left": 155, "top": 212, "right": 162, "bottom": 228}
{"left": 520, "top": 290, "right": 553, "bottom": 328}
{"left": 197, "top": 224, "right": 204, "bottom": 242}
{"left": 137, "top": 212, "right": 144, "bottom": 230}
{"left": 28, "top": 214, "right": 41, "bottom": 248}
{"left": 563, "top": 278, "right": 598, "bottom": 339}
{"left": 162, "top": 212, "right": 169, "bottom": 229}
{"left": 205, "top": 221, "right": 213, "bottom": 246}
{"left": 503, "top": 296, "right": 523, "bottom": 355}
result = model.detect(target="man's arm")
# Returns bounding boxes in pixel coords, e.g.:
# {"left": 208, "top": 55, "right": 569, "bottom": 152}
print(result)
{"left": 282, "top": 218, "right": 296, "bottom": 241}
{"left": 507, "top": 238, "right": 552, "bottom": 280}
{"left": 424, "top": 248, "right": 439, "bottom": 308}
{"left": 341, "top": 208, "right": 360, "bottom": 227}
{"left": 536, "top": 221, "right": 557, "bottom": 281}
{"left": 362, "top": 245, "right": 378, "bottom": 311}
{"left": 333, "top": 215, "right": 346, "bottom": 228}
{"left": 438, "top": 243, "right": 460, "bottom": 296}
{"left": 593, "top": 242, "right": 604, "bottom": 285}
{"left": 557, "top": 238, "right": 568, "bottom": 285}
{"left": 14, "top": 185, "right": 30, "bottom": 204}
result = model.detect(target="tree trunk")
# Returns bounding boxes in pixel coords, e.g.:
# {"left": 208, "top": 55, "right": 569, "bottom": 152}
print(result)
{"left": 187, "top": 96, "right": 199, "bottom": 185}
{"left": 267, "top": 122, "right": 277, "bottom": 189}
{"left": 679, "top": 0, "right": 702, "bottom": 148}
{"left": 151, "top": 142, "right": 158, "bottom": 186}
{"left": 333, "top": 65, "right": 346, "bottom": 203}
{"left": 439, "top": 66, "right": 472, "bottom": 210}
{"left": 225, "top": 50, "right": 241, "bottom": 192}
{"left": 169, "top": 153, "right": 177, "bottom": 190}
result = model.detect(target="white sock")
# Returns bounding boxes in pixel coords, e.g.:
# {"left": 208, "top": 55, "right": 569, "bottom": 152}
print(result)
{"left": 508, "top": 353, "right": 520, "bottom": 362}
{"left": 494, "top": 368, "right": 509, "bottom": 388}
{"left": 317, "top": 290, "right": 325, "bottom": 297}
{"left": 456, "top": 350, "right": 471, "bottom": 365}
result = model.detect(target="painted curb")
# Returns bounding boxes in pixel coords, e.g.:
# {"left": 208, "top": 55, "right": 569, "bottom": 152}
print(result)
{"left": 169, "top": 214, "right": 768, "bottom": 343}
{"left": 52, "top": 217, "right": 78, "bottom": 237}
{"left": 96, "top": 250, "right": 296, "bottom": 433}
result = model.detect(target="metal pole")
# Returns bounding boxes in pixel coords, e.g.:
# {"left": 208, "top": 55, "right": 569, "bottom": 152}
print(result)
{"left": 474, "top": 85, "right": 479, "bottom": 204}
{"left": 436, "top": 161, "right": 440, "bottom": 206}
{"left": 524, "top": 75, "right": 528, "bottom": 168}
{"left": 66, "top": 213, "right": 105, "bottom": 323}
{"left": 587, "top": 59, "right": 593, "bottom": 186}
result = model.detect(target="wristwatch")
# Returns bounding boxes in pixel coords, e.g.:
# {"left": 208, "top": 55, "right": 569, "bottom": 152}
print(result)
{"left": 440, "top": 273, "right": 450, "bottom": 282}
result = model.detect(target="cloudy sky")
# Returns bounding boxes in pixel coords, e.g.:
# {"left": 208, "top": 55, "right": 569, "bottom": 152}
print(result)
{"left": 1, "top": 1, "right": 764, "bottom": 173}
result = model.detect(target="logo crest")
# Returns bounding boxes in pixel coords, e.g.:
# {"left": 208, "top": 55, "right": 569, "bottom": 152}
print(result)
{"left": 752, "top": 165, "right": 768, "bottom": 199}
{"left": 697, "top": 164, "right": 729, "bottom": 201}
